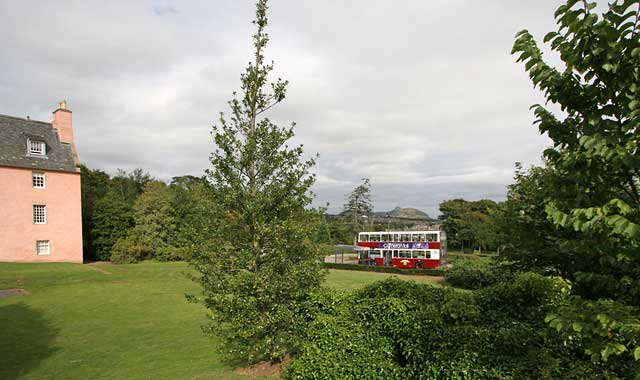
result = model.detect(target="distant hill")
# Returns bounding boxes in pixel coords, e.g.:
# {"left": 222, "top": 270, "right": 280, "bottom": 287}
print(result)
{"left": 375, "top": 207, "right": 432, "bottom": 220}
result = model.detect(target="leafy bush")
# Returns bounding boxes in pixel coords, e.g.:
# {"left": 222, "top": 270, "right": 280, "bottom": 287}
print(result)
{"left": 445, "top": 254, "right": 515, "bottom": 290}
{"left": 286, "top": 274, "right": 631, "bottom": 380}
{"left": 155, "top": 246, "right": 190, "bottom": 262}
{"left": 445, "top": 266, "right": 515, "bottom": 290}
{"left": 110, "top": 237, "right": 154, "bottom": 264}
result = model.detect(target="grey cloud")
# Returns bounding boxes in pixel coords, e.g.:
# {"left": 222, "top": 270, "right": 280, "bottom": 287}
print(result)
{"left": 1, "top": 0, "right": 567, "bottom": 215}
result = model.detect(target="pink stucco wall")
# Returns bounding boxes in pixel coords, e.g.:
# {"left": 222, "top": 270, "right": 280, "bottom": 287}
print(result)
{"left": 0, "top": 166, "right": 83, "bottom": 263}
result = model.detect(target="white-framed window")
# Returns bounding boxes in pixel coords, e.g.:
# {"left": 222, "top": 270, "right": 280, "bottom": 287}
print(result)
{"left": 32, "top": 172, "right": 45, "bottom": 188}
{"left": 36, "top": 240, "right": 50, "bottom": 256}
{"left": 33, "top": 205, "right": 46, "bottom": 224}
{"left": 28, "top": 140, "right": 46, "bottom": 156}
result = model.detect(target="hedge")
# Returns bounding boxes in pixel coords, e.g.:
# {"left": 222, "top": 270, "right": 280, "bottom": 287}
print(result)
{"left": 285, "top": 275, "right": 633, "bottom": 380}
{"left": 323, "top": 262, "right": 445, "bottom": 277}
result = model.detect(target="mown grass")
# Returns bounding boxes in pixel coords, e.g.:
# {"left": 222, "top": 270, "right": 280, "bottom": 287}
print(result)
{"left": 0, "top": 262, "right": 438, "bottom": 380}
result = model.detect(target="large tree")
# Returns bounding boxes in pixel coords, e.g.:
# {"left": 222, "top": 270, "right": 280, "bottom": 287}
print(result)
{"left": 111, "top": 168, "right": 153, "bottom": 205}
{"left": 439, "top": 199, "right": 500, "bottom": 252}
{"left": 190, "top": 0, "right": 325, "bottom": 363}
{"left": 80, "top": 164, "right": 111, "bottom": 260}
{"left": 342, "top": 178, "right": 373, "bottom": 232}
{"left": 90, "top": 188, "right": 133, "bottom": 261}
{"left": 512, "top": 0, "right": 640, "bottom": 364}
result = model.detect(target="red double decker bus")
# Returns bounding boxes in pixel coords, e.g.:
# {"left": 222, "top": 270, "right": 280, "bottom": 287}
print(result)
{"left": 356, "top": 230, "right": 447, "bottom": 269}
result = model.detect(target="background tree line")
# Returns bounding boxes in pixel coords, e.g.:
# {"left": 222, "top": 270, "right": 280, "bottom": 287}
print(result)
{"left": 80, "top": 165, "right": 214, "bottom": 263}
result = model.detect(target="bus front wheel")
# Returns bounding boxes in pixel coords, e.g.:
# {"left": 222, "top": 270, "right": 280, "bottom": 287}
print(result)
{"left": 415, "top": 261, "right": 424, "bottom": 270}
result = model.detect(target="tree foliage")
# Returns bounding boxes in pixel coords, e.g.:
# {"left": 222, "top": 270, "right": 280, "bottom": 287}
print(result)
{"left": 439, "top": 199, "right": 500, "bottom": 252}
{"left": 286, "top": 276, "right": 634, "bottom": 379}
{"left": 80, "top": 164, "right": 111, "bottom": 260}
{"left": 342, "top": 178, "right": 373, "bottom": 232}
{"left": 189, "top": 0, "right": 325, "bottom": 363}
{"left": 90, "top": 188, "right": 133, "bottom": 261}
{"left": 111, "top": 181, "right": 181, "bottom": 264}
{"left": 496, "top": 163, "right": 601, "bottom": 277}
{"left": 512, "top": 0, "right": 640, "bottom": 364}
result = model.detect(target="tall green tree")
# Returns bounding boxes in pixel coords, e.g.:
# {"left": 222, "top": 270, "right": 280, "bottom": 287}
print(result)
{"left": 90, "top": 188, "right": 133, "bottom": 261}
{"left": 190, "top": 0, "right": 325, "bottom": 363}
{"left": 111, "top": 181, "right": 181, "bottom": 263}
{"left": 170, "top": 175, "right": 216, "bottom": 249}
{"left": 80, "top": 164, "right": 111, "bottom": 260}
{"left": 342, "top": 178, "right": 373, "bottom": 233}
{"left": 111, "top": 168, "right": 153, "bottom": 205}
{"left": 513, "top": 0, "right": 640, "bottom": 364}
{"left": 129, "top": 181, "right": 177, "bottom": 248}
{"left": 439, "top": 199, "right": 500, "bottom": 251}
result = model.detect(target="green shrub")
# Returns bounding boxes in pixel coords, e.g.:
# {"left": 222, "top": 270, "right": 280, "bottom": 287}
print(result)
{"left": 286, "top": 274, "right": 627, "bottom": 380}
{"left": 110, "top": 237, "right": 154, "bottom": 264}
{"left": 445, "top": 266, "right": 515, "bottom": 290}
{"left": 155, "top": 246, "right": 190, "bottom": 262}
{"left": 444, "top": 254, "right": 516, "bottom": 290}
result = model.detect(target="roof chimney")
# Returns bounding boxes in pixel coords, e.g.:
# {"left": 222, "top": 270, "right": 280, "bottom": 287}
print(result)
{"left": 52, "top": 99, "right": 73, "bottom": 144}
{"left": 52, "top": 100, "right": 80, "bottom": 167}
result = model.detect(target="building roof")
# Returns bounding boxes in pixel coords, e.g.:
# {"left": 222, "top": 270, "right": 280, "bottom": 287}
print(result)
{"left": 0, "top": 114, "right": 79, "bottom": 173}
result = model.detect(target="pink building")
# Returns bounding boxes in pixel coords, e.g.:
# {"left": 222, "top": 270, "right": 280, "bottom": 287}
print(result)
{"left": 0, "top": 101, "right": 83, "bottom": 263}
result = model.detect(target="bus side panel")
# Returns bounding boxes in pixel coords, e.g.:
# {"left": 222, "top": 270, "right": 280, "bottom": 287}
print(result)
{"left": 357, "top": 242, "right": 379, "bottom": 249}
{"left": 391, "top": 258, "right": 413, "bottom": 269}
{"left": 423, "top": 259, "right": 440, "bottom": 269}
{"left": 391, "top": 258, "right": 441, "bottom": 269}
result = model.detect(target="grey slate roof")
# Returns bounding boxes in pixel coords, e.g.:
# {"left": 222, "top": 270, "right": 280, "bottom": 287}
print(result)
{"left": 0, "top": 114, "right": 78, "bottom": 173}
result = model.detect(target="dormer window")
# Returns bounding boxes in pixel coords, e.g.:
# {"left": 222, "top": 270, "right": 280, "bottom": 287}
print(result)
{"left": 29, "top": 140, "right": 46, "bottom": 156}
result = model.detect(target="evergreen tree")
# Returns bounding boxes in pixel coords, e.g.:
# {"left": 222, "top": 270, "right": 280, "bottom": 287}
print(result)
{"left": 342, "top": 178, "right": 373, "bottom": 232}
{"left": 190, "top": 0, "right": 325, "bottom": 363}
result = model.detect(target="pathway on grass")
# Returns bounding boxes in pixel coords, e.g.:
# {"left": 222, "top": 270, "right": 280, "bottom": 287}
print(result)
{"left": 84, "top": 263, "right": 112, "bottom": 275}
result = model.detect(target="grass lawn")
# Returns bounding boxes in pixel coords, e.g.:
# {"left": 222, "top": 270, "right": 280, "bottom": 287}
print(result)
{"left": 0, "top": 262, "right": 438, "bottom": 380}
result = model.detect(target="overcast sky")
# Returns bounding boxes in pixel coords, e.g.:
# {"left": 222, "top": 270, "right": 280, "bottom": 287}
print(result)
{"left": 0, "top": 0, "right": 565, "bottom": 216}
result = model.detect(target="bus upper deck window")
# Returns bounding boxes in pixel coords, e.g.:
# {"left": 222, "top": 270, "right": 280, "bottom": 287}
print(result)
{"left": 370, "top": 234, "right": 380, "bottom": 242}
{"left": 401, "top": 234, "right": 411, "bottom": 242}
{"left": 426, "top": 233, "right": 437, "bottom": 242}
{"left": 381, "top": 234, "right": 390, "bottom": 241}
{"left": 393, "top": 234, "right": 399, "bottom": 241}
{"left": 413, "top": 234, "right": 425, "bottom": 242}
{"left": 360, "top": 234, "right": 369, "bottom": 242}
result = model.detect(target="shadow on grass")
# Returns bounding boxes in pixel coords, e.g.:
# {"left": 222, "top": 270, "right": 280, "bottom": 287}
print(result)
{"left": 0, "top": 303, "right": 58, "bottom": 379}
